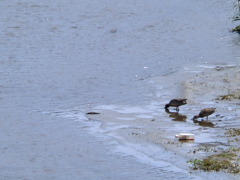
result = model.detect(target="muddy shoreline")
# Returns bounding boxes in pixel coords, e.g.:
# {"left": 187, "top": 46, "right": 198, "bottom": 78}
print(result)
{"left": 85, "top": 64, "right": 240, "bottom": 179}
{"left": 1, "top": 0, "right": 239, "bottom": 179}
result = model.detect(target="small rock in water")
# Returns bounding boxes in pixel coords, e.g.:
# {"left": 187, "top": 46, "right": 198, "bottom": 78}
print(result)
{"left": 110, "top": 28, "right": 117, "bottom": 33}
{"left": 86, "top": 112, "right": 100, "bottom": 115}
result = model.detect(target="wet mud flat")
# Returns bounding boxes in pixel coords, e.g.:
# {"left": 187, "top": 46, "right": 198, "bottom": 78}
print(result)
{"left": 84, "top": 64, "right": 240, "bottom": 179}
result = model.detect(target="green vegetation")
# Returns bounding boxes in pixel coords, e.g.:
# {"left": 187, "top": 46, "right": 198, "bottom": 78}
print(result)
{"left": 214, "top": 152, "right": 237, "bottom": 160}
{"left": 225, "top": 128, "right": 240, "bottom": 137}
{"left": 232, "top": 25, "right": 240, "bottom": 32}
{"left": 189, "top": 150, "right": 240, "bottom": 173}
{"left": 189, "top": 129, "right": 240, "bottom": 173}
{"left": 216, "top": 91, "right": 240, "bottom": 100}
{"left": 232, "top": 0, "right": 240, "bottom": 32}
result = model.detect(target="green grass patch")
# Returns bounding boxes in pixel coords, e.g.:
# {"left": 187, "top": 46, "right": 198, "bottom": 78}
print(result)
{"left": 216, "top": 92, "right": 240, "bottom": 100}
{"left": 232, "top": 25, "right": 240, "bottom": 33}
{"left": 225, "top": 128, "right": 240, "bottom": 137}
{"left": 189, "top": 151, "right": 240, "bottom": 173}
{"left": 214, "top": 152, "right": 237, "bottom": 160}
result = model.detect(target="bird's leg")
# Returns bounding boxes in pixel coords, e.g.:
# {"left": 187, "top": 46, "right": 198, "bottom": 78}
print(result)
{"left": 206, "top": 116, "right": 208, "bottom": 121}
{"left": 176, "top": 107, "right": 179, "bottom": 112}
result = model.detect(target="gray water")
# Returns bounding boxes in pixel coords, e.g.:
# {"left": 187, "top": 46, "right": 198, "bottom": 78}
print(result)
{"left": 1, "top": 0, "right": 240, "bottom": 179}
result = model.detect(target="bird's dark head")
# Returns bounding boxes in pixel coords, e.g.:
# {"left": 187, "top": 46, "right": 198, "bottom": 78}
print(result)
{"left": 193, "top": 115, "right": 199, "bottom": 120}
{"left": 165, "top": 104, "right": 169, "bottom": 109}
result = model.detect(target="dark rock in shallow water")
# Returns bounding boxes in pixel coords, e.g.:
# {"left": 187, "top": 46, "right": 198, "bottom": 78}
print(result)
{"left": 86, "top": 112, "right": 100, "bottom": 115}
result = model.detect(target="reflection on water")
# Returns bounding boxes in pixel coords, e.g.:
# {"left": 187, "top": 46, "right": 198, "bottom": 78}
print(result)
{"left": 165, "top": 109, "right": 187, "bottom": 122}
{"left": 193, "top": 119, "right": 215, "bottom": 128}
{"left": 178, "top": 139, "right": 195, "bottom": 143}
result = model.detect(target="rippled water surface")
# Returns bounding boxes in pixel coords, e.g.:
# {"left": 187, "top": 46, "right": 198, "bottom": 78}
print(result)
{"left": 1, "top": 0, "right": 240, "bottom": 179}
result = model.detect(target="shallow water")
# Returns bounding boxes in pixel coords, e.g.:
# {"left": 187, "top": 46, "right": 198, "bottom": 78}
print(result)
{"left": 1, "top": 0, "right": 240, "bottom": 179}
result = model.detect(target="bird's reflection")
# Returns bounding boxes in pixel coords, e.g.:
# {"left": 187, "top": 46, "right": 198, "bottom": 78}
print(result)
{"left": 165, "top": 109, "right": 187, "bottom": 122}
{"left": 193, "top": 119, "right": 215, "bottom": 128}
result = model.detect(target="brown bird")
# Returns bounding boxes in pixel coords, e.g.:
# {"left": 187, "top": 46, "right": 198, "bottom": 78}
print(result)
{"left": 165, "top": 99, "right": 187, "bottom": 112}
{"left": 193, "top": 108, "right": 216, "bottom": 120}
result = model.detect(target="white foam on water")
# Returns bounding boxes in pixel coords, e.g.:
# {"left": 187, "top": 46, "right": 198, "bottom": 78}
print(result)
{"left": 136, "top": 114, "right": 154, "bottom": 119}
{"left": 117, "top": 117, "right": 136, "bottom": 121}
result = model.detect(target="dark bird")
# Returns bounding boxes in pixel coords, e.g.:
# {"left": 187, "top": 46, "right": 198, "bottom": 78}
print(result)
{"left": 165, "top": 99, "right": 187, "bottom": 112}
{"left": 193, "top": 108, "right": 216, "bottom": 120}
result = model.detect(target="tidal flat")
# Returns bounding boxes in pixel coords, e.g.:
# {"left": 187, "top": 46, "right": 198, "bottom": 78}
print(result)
{"left": 1, "top": 0, "right": 240, "bottom": 179}
{"left": 82, "top": 65, "right": 240, "bottom": 179}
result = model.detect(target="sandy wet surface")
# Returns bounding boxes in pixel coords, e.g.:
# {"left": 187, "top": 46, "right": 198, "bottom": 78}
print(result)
{"left": 77, "top": 65, "right": 240, "bottom": 179}
{"left": 1, "top": 0, "right": 240, "bottom": 179}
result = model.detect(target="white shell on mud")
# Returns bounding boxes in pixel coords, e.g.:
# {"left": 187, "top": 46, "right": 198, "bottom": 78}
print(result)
{"left": 175, "top": 133, "right": 195, "bottom": 140}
